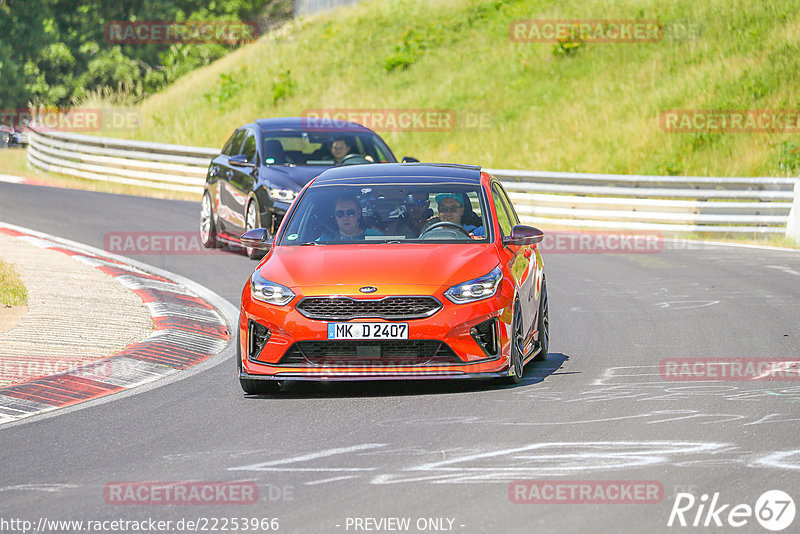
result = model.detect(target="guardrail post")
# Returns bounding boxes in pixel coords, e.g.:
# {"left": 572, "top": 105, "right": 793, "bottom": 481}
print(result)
{"left": 786, "top": 180, "right": 800, "bottom": 241}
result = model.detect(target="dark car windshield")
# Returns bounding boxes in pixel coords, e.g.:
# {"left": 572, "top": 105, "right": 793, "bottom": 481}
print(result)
{"left": 279, "top": 182, "right": 490, "bottom": 244}
{"left": 262, "top": 131, "right": 395, "bottom": 166}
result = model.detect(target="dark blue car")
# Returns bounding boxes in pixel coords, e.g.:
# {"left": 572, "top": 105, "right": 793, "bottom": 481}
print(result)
{"left": 201, "top": 117, "right": 412, "bottom": 258}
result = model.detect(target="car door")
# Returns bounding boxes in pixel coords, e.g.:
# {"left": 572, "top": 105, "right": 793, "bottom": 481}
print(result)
{"left": 227, "top": 128, "right": 260, "bottom": 233}
{"left": 491, "top": 181, "right": 537, "bottom": 352}
{"left": 214, "top": 129, "right": 247, "bottom": 232}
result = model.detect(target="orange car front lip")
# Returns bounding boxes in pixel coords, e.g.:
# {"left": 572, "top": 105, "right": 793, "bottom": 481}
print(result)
{"left": 240, "top": 293, "right": 514, "bottom": 378}
{"left": 239, "top": 368, "right": 509, "bottom": 381}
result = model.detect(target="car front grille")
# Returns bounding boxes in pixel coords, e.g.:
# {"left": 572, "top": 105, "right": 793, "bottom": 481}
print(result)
{"left": 295, "top": 296, "right": 441, "bottom": 320}
{"left": 278, "top": 340, "right": 460, "bottom": 366}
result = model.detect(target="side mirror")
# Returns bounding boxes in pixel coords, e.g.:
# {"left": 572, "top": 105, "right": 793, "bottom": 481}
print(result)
{"left": 241, "top": 228, "right": 272, "bottom": 251}
{"left": 401, "top": 156, "right": 419, "bottom": 163}
{"left": 502, "top": 225, "right": 544, "bottom": 246}
{"left": 230, "top": 154, "right": 256, "bottom": 168}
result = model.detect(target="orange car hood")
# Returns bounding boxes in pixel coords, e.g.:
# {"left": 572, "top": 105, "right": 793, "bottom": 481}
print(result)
{"left": 258, "top": 244, "right": 499, "bottom": 290}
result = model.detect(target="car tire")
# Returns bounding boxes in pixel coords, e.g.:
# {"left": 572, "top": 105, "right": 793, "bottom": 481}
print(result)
{"left": 533, "top": 278, "right": 549, "bottom": 361}
{"left": 245, "top": 199, "right": 266, "bottom": 260}
{"left": 499, "top": 300, "right": 524, "bottom": 385}
{"left": 0, "top": 133, "right": 9, "bottom": 148}
{"left": 200, "top": 192, "right": 217, "bottom": 248}
{"left": 237, "top": 331, "right": 282, "bottom": 395}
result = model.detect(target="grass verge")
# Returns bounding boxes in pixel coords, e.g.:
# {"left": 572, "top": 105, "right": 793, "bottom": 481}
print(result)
{"left": 0, "top": 260, "right": 27, "bottom": 307}
{"left": 82, "top": 0, "right": 800, "bottom": 178}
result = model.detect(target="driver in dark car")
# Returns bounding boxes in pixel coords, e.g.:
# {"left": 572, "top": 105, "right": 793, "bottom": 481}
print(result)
{"left": 433, "top": 193, "right": 484, "bottom": 237}
{"left": 330, "top": 137, "right": 352, "bottom": 165}
{"left": 330, "top": 137, "right": 372, "bottom": 165}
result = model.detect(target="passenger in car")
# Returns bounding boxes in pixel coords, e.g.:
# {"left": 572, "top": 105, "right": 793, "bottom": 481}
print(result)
{"left": 395, "top": 191, "right": 434, "bottom": 238}
{"left": 318, "top": 196, "right": 383, "bottom": 240}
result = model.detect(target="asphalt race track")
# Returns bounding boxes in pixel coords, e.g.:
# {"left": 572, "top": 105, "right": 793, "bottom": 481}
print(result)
{"left": 2, "top": 181, "right": 800, "bottom": 533}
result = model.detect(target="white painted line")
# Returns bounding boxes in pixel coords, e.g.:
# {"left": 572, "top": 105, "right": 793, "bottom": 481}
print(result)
{"left": 145, "top": 302, "right": 222, "bottom": 322}
{"left": 0, "top": 394, "right": 55, "bottom": 415}
{"left": 17, "top": 235, "right": 56, "bottom": 248}
{"left": 766, "top": 265, "right": 800, "bottom": 276}
{"left": 229, "top": 444, "right": 386, "bottom": 472}
{"left": 304, "top": 476, "right": 359, "bottom": 486}
{"left": 147, "top": 329, "right": 228, "bottom": 351}
{"left": 115, "top": 275, "right": 183, "bottom": 293}
{"left": 0, "top": 175, "right": 27, "bottom": 184}
{"left": 96, "top": 357, "right": 178, "bottom": 388}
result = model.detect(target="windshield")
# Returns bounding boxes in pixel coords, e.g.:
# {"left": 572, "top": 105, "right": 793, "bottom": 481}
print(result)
{"left": 262, "top": 131, "right": 394, "bottom": 166}
{"left": 278, "top": 182, "right": 490, "bottom": 244}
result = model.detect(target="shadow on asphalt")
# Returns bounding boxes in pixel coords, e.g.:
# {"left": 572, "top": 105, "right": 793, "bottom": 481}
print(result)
{"left": 245, "top": 353, "right": 571, "bottom": 399}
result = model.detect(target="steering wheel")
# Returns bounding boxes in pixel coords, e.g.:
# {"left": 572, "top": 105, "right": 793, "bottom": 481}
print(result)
{"left": 418, "top": 221, "right": 472, "bottom": 239}
{"left": 339, "top": 153, "right": 369, "bottom": 165}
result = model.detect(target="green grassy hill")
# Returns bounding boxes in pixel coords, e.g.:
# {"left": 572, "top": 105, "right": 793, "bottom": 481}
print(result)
{"left": 89, "top": 0, "right": 800, "bottom": 177}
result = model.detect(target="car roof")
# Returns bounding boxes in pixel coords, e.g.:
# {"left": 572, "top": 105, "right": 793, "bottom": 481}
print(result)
{"left": 313, "top": 163, "right": 483, "bottom": 185}
{"left": 246, "top": 117, "right": 377, "bottom": 134}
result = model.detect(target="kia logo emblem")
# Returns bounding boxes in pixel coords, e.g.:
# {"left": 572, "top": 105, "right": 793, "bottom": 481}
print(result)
{"left": 360, "top": 286, "right": 378, "bottom": 293}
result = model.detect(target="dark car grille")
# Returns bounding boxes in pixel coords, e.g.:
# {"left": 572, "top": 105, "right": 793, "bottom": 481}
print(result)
{"left": 278, "top": 340, "right": 460, "bottom": 366}
{"left": 295, "top": 296, "right": 441, "bottom": 320}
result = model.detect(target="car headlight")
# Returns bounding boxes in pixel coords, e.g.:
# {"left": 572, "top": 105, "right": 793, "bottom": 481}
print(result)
{"left": 444, "top": 266, "right": 503, "bottom": 304}
{"left": 268, "top": 188, "right": 297, "bottom": 202}
{"left": 251, "top": 271, "right": 295, "bottom": 305}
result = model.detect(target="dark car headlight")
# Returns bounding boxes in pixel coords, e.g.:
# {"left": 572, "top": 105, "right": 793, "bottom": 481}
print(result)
{"left": 251, "top": 271, "right": 295, "bottom": 305}
{"left": 268, "top": 188, "right": 297, "bottom": 202}
{"left": 444, "top": 266, "right": 502, "bottom": 304}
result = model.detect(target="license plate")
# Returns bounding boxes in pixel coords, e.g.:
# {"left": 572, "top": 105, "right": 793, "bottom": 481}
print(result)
{"left": 327, "top": 322, "right": 408, "bottom": 340}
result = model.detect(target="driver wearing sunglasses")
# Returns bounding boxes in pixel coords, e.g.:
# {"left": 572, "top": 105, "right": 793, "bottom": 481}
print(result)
{"left": 318, "top": 196, "right": 383, "bottom": 241}
{"left": 430, "top": 193, "right": 485, "bottom": 237}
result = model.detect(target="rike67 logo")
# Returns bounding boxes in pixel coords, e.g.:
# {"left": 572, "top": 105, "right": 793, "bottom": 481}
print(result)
{"left": 668, "top": 490, "right": 795, "bottom": 531}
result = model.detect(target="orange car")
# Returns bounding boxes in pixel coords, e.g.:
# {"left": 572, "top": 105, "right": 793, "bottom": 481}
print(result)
{"left": 237, "top": 163, "right": 548, "bottom": 393}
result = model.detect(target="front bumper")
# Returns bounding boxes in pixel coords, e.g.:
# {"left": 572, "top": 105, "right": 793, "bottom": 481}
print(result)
{"left": 240, "top": 289, "right": 515, "bottom": 380}
{"left": 239, "top": 369, "right": 509, "bottom": 381}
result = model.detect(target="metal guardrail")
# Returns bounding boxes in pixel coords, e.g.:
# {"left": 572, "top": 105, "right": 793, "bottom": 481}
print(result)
{"left": 27, "top": 129, "right": 215, "bottom": 194}
{"left": 27, "top": 128, "right": 800, "bottom": 238}
{"left": 294, "top": 0, "right": 361, "bottom": 16}
{"left": 488, "top": 168, "right": 799, "bottom": 236}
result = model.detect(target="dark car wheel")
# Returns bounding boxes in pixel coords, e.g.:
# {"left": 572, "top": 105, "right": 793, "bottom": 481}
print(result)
{"left": 500, "top": 300, "right": 525, "bottom": 385}
{"left": 0, "top": 133, "right": 9, "bottom": 148}
{"left": 237, "top": 331, "right": 282, "bottom": 394}
{"left": 245, "top": 199, "right": 266, "bottom": 260}
{"left": 534, "top": 278, "right": 549, "bottom": 361}
{"left": 200, "top": 192, "right": 217, "bottom": 248}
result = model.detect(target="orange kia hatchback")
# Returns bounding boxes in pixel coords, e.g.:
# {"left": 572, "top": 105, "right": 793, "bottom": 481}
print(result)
{"left": 237, "top": 163, "right": 548, "bottom": 393}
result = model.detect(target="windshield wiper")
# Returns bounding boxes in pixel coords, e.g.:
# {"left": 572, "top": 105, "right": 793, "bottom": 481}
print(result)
{"left": 300, "top": 241, "right": 323, "bottom": 246}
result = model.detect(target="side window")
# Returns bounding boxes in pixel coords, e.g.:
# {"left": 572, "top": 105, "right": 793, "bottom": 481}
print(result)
{"left": 223, "top": 130, "right": 246, "bottom": 156}
{"left": 240, "top": 131, "right": 257, "bottom": 162}
{"left": 491, "top": 184, "right": 513, "bottom": 237}
{"left": 496, "top": 183, "right": 520, "bottom": 226}
{"left": 372, "top": 142, "right": 391, "bottom": 163}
